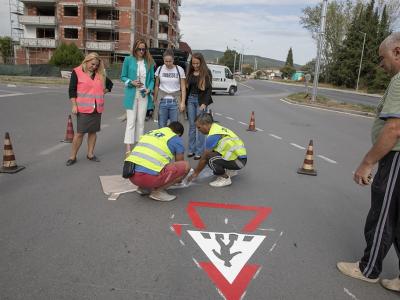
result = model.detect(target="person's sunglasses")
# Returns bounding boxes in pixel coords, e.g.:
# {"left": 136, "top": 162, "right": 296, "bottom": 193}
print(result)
{"left": 137, "top": 48, "right": 146, "bottom": 52}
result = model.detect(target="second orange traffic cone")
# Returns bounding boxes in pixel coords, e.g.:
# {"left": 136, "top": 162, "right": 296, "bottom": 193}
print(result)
{"left": 62, "top": 115, "right": 74, "bottom": 143}
{"left": 247, "top": 111, "right": 257, "bottom": 132}
{"left": 0, "top": 132, "right": 25, "bottom": 174}
{"left": 297, "top": 140, "right": 317, "bottom": 176}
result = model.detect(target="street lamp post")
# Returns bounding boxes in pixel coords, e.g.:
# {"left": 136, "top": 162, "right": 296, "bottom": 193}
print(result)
{"left": 233, "top": 53, "right": 237, "bottom": 73}
{"left": 356, "top": 32, "right": 366, "bottom": 92}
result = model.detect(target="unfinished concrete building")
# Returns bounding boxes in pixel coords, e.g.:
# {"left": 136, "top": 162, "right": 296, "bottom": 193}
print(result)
{"left": 12, "top": 0, "right": 181, "bottom": 65}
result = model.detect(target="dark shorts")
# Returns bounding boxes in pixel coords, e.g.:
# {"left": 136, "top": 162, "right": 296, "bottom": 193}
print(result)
{"left": 77, "top": 112, "right": 101, "bottom": 133}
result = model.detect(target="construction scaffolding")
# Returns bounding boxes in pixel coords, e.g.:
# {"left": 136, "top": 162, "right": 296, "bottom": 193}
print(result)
{"left": 8, "top": 0, "right": 24, "bottom": 63}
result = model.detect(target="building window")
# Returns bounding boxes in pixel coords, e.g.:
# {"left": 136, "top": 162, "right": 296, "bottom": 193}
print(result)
{"left": 37, "top": 28, "right": 55, "bottom": 38}
{"left": 37, "top": 7, "right": 55, "bottom": 16}
{"left": 97, "top": 9, "right": 119, "bottom": 20}
{"left": 64, "top": 6, "right": 78, "bottom": 17}
{"left": 64, "top": 28, "right": 78, "bottom": 39}
{"left": 96, "top": 31, "right": 119, "bottom": 41}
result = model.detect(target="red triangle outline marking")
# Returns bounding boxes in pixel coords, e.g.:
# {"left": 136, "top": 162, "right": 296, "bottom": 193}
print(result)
{"left": 171, "top": 224, "right": 182, "bottom": 236}
{"left": 187, "top": 201, "right": 272, "bottom": 232}
{"left": 200, "top": 261, "right": 259, "bottom": 300}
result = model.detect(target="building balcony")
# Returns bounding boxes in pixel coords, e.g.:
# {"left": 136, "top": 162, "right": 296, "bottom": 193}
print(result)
{"left": 20, "top": 38, "right": 57, "bottom": 48}
{"left": 86, "top": 41, "right": 115, "bottom": 51}
{"left": 157, "top": 33, "right": 168, "bottom": 41}
{"left": 85, "top": 19, "right": 116, "bottom": 29}
{"left": 159, "top": 0, "right": 169, "bottom": 6}
{"left": 85, "top": 0, "right": 115, "bottom": 7}
{"left": 20, "top": 0, "right": 57, "bottom": 3}
{"left": 19, "top": 16, "right": 56, "bottom": 26}
{"left": 158, "top": 14, "right": 169, "bottom": 23}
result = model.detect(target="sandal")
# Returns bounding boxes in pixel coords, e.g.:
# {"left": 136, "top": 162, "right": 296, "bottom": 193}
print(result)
{"left": 87, "top": 155, "right": 100, "bottom": 162}
{"left": 66, "top": 158, "right": 76, "bottom": 166}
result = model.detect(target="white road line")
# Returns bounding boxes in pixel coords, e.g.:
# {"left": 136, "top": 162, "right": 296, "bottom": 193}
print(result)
{"left": 269, "top": 134, "right": 282, "bottom": 140}
{"left": 6, "top": 84, "right": 16, "bottom": 87}
{"left": 343, "top": 288, "right": 359, "bottom": 300}
{"left": 192, "top": 257, "right": 201, "bottom": 269}
{"left": 0, "top": 93, "right": 27, "bottom": 98}
{"left": 240, "top": 291, "right": 247, "bottom": 300}
{"left": 215, "top": 112, "right": 222, "bottom": 116}
{"left": 280, "top": 98, "right": 374, "bottom": 119}
{"left": 318, "top": 155, "right": 337, "bottom": 164}
{"left": 169, "top": 226, "right": 174, "bottom": 232}
{"left": 38, "top": 86, "right": 49, "bottom": 89}
{"left": 239, "top": 121, "right": 247, "bottom": 126}
{"left": 290, "top": 143, "right": 306, "bottom": 150}
{"left": 170, "top": 214, "right": 175, "bottom": 219}
{"left": 255, "top": 128, "right": 264, "bottom": 132}
{"left": 253, "top": 267, "right": 262, "bottom": 279}
{"left": 100, "top": 124, "right": 110, "bottom": 129}
{"left": 269, "top": 243, "right": 277, "bottom": 252}
{"left": 257, "top": 228, "right": 276, "bottom": 232}
{"left": 224, "top": 218, "right": 228, "bottom": 224}
{"left": 179, "top": 239, "right": 185, "bottom": 246}
{"left": 225, "top": 116, "right": 234, "bottom": 120}
{"left": 239, "top": 82, "right": 255, "bottom": 90}
{"left": 39, "top": 143, "right": 68, "bottom": 156}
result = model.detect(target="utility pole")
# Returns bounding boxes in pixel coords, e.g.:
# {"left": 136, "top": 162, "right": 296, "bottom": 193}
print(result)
{"left": 311, "top": 0, "right": 328, "bottom": 103}
{"left": 233, "top": 53, "right": 237, "bottom": 73}
{"left": 254, "top": 57, "right": 257, "bottom": 70}
{"left": 356, "top": 32, "right": 366, "bottom": 92}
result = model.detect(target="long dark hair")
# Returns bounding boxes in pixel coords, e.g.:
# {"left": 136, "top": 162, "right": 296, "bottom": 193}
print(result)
{"left": 132, "top": 39, "right": 154, "bottom": 71}
{"left": 187, "top": 52, "right": 211, "bottom": 91}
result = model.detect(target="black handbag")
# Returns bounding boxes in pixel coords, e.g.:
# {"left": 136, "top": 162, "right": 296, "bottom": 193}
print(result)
{"left": 122, "top": 161, "right": 135, "bottom": 178}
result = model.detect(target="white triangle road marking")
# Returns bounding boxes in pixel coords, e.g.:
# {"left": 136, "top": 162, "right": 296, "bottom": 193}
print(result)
{"left": 188, "top": 230, "right": 265, "bottom": 284}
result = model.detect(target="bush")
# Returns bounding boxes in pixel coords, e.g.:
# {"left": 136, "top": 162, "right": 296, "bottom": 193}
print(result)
{"left": 49, "top": 43, "right": 84, "bottom": 68}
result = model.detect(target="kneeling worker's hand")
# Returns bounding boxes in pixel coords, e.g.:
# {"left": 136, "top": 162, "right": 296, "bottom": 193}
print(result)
{"left": 187, "top": 172, "right": 199, "bottom": 183}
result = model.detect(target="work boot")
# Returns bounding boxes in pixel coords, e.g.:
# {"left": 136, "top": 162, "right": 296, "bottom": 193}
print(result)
{"left": 209, "top": 176, "right": 232, "bottom": 187}
{"left": 381, "top": 277, "right": 400, "bottom": 292}
{"left": 149, "top": 189, "right": 176, "bottom": 201}
{"left": 336, "top": 262, "right": 379, "bottom": 283}
{"left": 226, "top": 170, "right": 238, "bottom": 177}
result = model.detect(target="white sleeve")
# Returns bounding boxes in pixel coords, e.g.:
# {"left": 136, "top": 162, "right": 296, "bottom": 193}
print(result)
{"left": 155, "top": 66, "right": 161, "bottom": 77}
{"left": 178, "top": 66, "right": 186, "bottom": 79}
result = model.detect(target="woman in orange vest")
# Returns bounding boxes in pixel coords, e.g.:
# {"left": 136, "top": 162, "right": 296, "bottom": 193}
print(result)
{"left": 66, "top": 52, "right": 113, "bottom": 166}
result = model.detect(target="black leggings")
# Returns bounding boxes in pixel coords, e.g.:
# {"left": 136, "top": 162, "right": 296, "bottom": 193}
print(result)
{"left": 207, "top": 151, "right": 247, "bottom": 176}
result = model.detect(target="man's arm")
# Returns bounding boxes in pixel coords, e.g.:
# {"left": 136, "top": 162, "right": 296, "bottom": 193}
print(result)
{"left": 175, "top": 153, "right": 185, "bottom": 162}
{"left": 188, "top": 150, "right": 212, "bottom": 182}
{"left": 354, "top": 118, "right": 400, "bottom": 185}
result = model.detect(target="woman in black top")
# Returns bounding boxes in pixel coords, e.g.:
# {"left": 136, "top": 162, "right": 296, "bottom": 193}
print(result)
{"left": 186, "top": 53, "right": 213, "bottom": 159}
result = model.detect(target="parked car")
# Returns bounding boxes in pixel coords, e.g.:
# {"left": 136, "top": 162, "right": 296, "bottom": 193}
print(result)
{"left": 207, "top": 64, "right": 237, "bottom": 96}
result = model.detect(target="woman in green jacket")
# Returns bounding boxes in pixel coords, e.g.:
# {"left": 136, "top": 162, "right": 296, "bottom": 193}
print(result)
{"left": 120, "top": 39, "right": 155, "bottom": 155}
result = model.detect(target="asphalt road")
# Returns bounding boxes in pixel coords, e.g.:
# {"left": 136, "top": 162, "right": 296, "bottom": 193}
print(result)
{"left": 244, "top": 79, "right": 381, "bottom": 107}
{"left": 0, "top": 81, "right": 398, "bottom": 300}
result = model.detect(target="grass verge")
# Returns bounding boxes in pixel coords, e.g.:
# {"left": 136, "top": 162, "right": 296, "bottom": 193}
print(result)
{"left": 0, "top": 75, "right": 69, "bottom": 85}
{"left": 286, "top": 92, "right": 376, "bottom": 116}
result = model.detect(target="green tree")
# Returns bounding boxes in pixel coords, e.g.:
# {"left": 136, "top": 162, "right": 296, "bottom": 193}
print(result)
{"left": 280, "top": 48, "right": 296, "bottom": 78}
{"left": 219, "top": 48, "right": 239, "bottom": 72}
{"left": 49, "top": 43, "right": 84, "bottom": 68}
{"left": 242, "top": 65, "right": 253, "bottom": 75}
{"left": 0, "top": 37, "right": 13, "bottom": 64}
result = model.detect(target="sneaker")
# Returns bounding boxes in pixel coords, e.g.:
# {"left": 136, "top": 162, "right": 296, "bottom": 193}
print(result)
{"left": 149, "top": 189, "right": 176, "bottom": 201}
{"left": 187, "top": 152, "right": 195, "bottom": 158}
{"left": 336, "top": 262, "right": 379, "bottom": 283}
{"left": 226, "top": 170, "right": 238, "bottom": 177}
{"left": 194, "top": 155, "right": 201, "bottom": 160}
{"left": 136, "top": 187, "right": 150, "bottom": 196}
{"left": 209, "top": 176, "right": 232, "bottom": 187}
{"left": 381, "top": 277, "right": 400, "bottom": 292}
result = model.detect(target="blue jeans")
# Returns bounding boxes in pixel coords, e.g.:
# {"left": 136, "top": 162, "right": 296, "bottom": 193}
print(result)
{"left": 158, "top": 98, "right": 178, "bottom": 128}
{"left": 187, "top": 94, "right": 206, "bottom": 155}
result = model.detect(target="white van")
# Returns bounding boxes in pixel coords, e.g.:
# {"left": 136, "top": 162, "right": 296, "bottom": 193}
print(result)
{"left": 207, "top": 64, "right": 237, "bottom": 96}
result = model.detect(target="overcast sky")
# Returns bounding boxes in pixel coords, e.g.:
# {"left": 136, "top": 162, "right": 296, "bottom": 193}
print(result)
{"left": 1, "top": 0, "right": 319, "bottom": 65}
{"left": 180, "top": 0, "right": 320, "bottom": 65}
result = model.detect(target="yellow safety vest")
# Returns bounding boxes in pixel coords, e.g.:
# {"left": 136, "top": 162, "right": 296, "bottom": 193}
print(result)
{"left": 125, "top": 127, "right": 176, "bottom": 172}
{"left": 208, "top": 123, "right": 247, "bottom": 161}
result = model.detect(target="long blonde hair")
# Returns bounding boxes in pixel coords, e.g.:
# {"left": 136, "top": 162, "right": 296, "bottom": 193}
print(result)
{"left": 81, "top": 52, "right": 106, "bottom": 84}
{"left": 132, "top": 39, "right": 155, "bottom": 71}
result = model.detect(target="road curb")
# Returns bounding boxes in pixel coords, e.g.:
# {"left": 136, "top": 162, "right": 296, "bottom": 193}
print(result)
{"left": 281, "top": 98, "right": 375, "bottom": 118}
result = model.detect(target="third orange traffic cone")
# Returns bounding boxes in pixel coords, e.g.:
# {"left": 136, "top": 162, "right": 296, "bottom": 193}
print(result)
{"left": 247, "top": 111, "right": 257, "bottom": 132}
{"left": 62, "top": 115, "right": 74, "bottom": 143}
{"left": 297, "top": 140, "right": 317, "bottom": 176}
{"left": 0, "top": 132, "right": 25, "bottom": 174}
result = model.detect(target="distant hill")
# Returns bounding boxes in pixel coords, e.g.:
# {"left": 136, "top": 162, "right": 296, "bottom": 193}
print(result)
{"left": 193, "top": 49, "right": 302, "bottom": 69}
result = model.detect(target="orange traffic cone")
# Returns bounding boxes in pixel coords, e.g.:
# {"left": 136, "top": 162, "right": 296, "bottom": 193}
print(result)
{"left": 0, "top": 132, "right": 25, "bottom": 174}
{"left": 247, "top": 111, "right": 257, "bottom": 132}
{"left": 62, "top": 115, "right": 74, "bottom": 143}
{"left": 297, "top": 140, "right": 317, "bottom": 176}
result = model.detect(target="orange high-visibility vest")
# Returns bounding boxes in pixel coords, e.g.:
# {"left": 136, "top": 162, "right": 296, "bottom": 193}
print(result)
{"left": 74, "top": 67, "right": 105, "bottom": 113}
